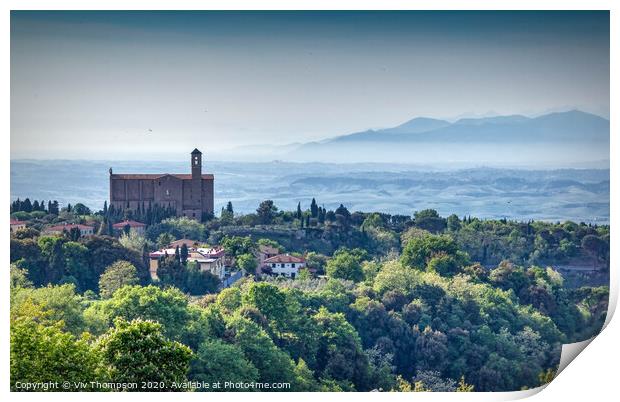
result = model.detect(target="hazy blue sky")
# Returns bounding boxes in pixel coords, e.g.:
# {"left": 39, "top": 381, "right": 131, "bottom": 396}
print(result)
{"left": 11, "top": 11, "right": 609, "bottom": 160}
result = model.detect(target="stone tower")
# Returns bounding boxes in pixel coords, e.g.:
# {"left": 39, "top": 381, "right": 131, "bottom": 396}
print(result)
{"left": 191, "top": 148, "right": 203, "bottom": 211}
{"left": 191, "top": 148, "right": 202, "bottom": 179}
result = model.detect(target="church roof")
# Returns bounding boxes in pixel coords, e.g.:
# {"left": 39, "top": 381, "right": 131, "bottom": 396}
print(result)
{"left": 191, "top": 148, "right": 202, "bottom": 154}
{"left": 110, "top": 173, "right": 214, "bottom": 180}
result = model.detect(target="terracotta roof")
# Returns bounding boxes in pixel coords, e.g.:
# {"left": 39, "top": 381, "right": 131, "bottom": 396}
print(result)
{"left": 113, "top": 220, "right": 146, "bottom": 228}
{"left": 168, "top": 239, "right": 200, "bottom": 248}
{"left": 259, "top": 245, "right": 280, "bottom": 255}
{"left": 110, "top": 173, "right": 213, "bottom": 180}
{"left": 10, "top": 219, "right": 24, "bottom": 225}
{"left": 264, "top": 254, "right": 305, "bottom": 264}
{"left": 45, "top": 223, "right": 93, "bottom": 232}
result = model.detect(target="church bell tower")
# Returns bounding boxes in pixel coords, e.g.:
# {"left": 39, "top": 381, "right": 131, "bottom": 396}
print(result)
{"left": 191, "top": 148, "right": 202, "bottom": 179}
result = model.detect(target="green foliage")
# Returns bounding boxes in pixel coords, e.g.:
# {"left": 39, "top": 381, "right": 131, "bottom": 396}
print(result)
{"left": 401, "top": 234, "right": 460, "bottom": 270}
{"left": 118, "top": 231, "right": 148, "bottom": 253}
{"left": 99, "top": 260, "right": 139, "bottom": 299}
{"left": 217, "top": 287, "right": 242, "bottom": 311}
{"left": 10, "top": 264, "right": 33, "bottom": 289}
{"left": 97, "top": 318, "right": 192, "bottom": 390}
{"left": 86, "top": 285, "right": 193, "bottom": 342}
{"left": 326, "top": 250, "right": 364, "bottom": 282}
{"left": 242, "top": 282, "right": 288, "bottom": 323}
{"left": 11, "top": 317, "right": 104, "bottom": 391}
{"left": 256, "top": 200, "right": 278, "bottom": 224}
{"left": 190, "top": 339, "right": 259, "bottom": 390}
{"left": 147, "top": 217, "right": 206, "bottom": 242}
{"left": 11, "top": 284, "right": 87, "bottom": 336}
{"left": 8, "top": 201, "right": 610, "bottom": 392}
{"left": 226, "top": 314, "right": 297, "bottom": 385}
{"left": 237, "top": 253, "right": 258, "bottom": 272}
{"left": 257, "top": 238, "right": 285, "bottom": 252}
{"left": 221, "top": 235, "right": 256, "bottom": 257}
{"left": 184, "top": 263, "right": 220, "bottom": 295}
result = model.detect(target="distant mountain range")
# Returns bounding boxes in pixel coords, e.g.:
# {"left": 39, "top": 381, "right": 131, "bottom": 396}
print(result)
{"left": 222, "top": 109, "right": 609, "bottom": 166}
{"left": 305, "top": 110, "right": 609, "bottom": 146}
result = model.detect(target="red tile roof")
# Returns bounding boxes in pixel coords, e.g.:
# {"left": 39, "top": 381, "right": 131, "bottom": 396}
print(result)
{"left": 10, "top": 219, "right": 24, "bottom": 225}
{"left": 113, "top": 220, "right": 147, "bottom": 228}
{"left": 168, "top": 239, "right": 200, "bottom": 248}
{"left": 111, "top": 173, "right": 214, "bottom": 180}
{"left": 263, "top": 254, "right": 305, "bottom": 264}
{"left": 258, "top": 245, "right": 280, "bottom": 255}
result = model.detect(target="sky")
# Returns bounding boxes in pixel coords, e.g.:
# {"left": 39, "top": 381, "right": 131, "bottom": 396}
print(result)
{"left": 11, "top": 11, "right": 610, "bottom": 160}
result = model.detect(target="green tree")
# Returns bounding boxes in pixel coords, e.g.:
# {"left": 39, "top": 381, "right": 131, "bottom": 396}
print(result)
{"left": 256, "top": 200, "right": 278, "bottom": 224}
{"left": 296, "top": 202, "right": 302, "bottom": 220}
{"left": 413, "top": 209, "right": 447, "bottom": 233}
{"left": 157, "top": 233, "right": 175, "bottom": 249}
{"left": 184, "top": 263, "right": 220, "bottom": 295}
{"left": 119, "top": 231, "right": 148, "bottom": 253}
{"left": 237, "top": 253, "right": 258, "bottom": 272}
{"left": 226, "top": 315, "right": 297, "bottom": 385}
{"left": 98, "top": 260, "right": 139, "bottom": 299}
{"left": 242, "top": 282, "right": 288, "bottom": 323}
{"left": 11, "top": 317, "right": 104, "bottom": 391}
{"left": 11, "top": 283, "right": 87, "bottom": 336}
{"left": 401, "top": 234, "right": 459, "bottom": 270}
{"left": 427, "top": 254, "right": 460, "bottom": 276}
{"left": 221, "top": 236, "right": 256, "bottom": 258}
{"left": 73, "top": 203, "right": 91, "bottom": 215}
{"left": 97, "top": 318, "right": 192, "bottom": 390}
{"left": 310, "top": 198, "right": 319, "bottom": 218}
{"left": 189, "top": 339, "right": 259, "bottom": 390}
{"left": 216, "top": 287, "right": 242, "bottom": 312}
{"left": 86, "top": 285, "right": 193, "bottom": 342}
{"left": 326, "top": 251, "right": 364, "bottom": 282}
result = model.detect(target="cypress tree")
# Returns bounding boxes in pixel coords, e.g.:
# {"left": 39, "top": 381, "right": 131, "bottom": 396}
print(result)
{"left": 180, "top": 244, "right": 189, "bottom": 265}
{"left": 310, "top": 198, "right": 318, "bottom": 218}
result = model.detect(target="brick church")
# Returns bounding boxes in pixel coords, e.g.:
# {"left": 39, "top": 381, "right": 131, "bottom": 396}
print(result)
{"left": 109, "top": 148, "right": 214, "bottom": 220}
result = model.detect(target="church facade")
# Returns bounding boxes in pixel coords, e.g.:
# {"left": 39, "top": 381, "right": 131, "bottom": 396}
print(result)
{"left": 109, "top": 149, "right": 214, "bottom": 220}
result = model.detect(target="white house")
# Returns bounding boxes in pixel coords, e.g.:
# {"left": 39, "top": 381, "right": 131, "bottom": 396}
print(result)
{"left": 263, "top": 254, "right": 306, "bottom": 278}
{"left": 112, "top": 220, "right": 147, "bottom": 236}
{"left": 149, "top": 245, "right": 227, "bottom": 280}
{"left": 255, "top": 244, "right": 280, "bottom": 274}
{"left": 43, "top": 223, "right": 94, "bottom": 237}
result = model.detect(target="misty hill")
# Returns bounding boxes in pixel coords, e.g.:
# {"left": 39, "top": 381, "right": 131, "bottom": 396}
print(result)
{"left": 10, "top": 160, "right": 610, "bottom": 224}
{"left": 283, "top": 110, "right": 609, "bottom": 164}
{"left": 322, "top": 110, "right": 609, "bottom": 144}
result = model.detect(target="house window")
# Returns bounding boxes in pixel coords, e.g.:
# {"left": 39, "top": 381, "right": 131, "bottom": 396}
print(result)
{"left": 272, "top": 263, "right": 276, "bottom": 268}
{"left": 291, "top": 263, "right": 295, "bottom": 268}
{"left": 281, "top": 263, "right": 285, "bottom": 268}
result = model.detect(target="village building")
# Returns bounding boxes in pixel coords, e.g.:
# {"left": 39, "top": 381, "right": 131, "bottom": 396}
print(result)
{"left": 43, "top": 223, "right": 95, "bottom": 237}
{"left": 255, "top": 244, "right": 280, "bottom": 275}
{"left": 112, "top": 220, "right": 147, "bottom": 236}
{"left": 10, "top": 219, "right": 26, "bottom": 232}
{"left": 168, "top": 238, "right": 201, "bottom": 249}
{"left": 149, "top": 245, "right": 226, "bottom": 280}
{"left": 109, "top": 149, "right": 214, "bottom": 221}
{"left": 262, "top": 254, "right": 306, "bottom": 278}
